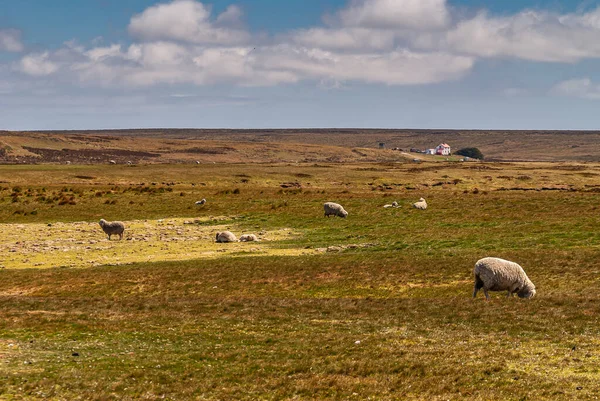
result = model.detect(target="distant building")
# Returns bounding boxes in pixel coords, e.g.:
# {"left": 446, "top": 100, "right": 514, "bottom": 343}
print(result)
{"left": 425, "top": 149, "right": 436, "bottom": 155}
{"left": 435, "top": 143, "right": 451, "bottom": 156}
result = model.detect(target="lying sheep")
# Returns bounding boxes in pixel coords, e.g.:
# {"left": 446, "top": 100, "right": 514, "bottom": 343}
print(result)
{"left": 383, "top": 201, "right": 399, "bottom": 208}
{"left": 98, "top": 219, "right": 125, "bottom": 240}
{"left": 195, "top": 198, "right": 206, "bottom": 205}
{"left": 216, "top": 231, "right": 237, "bottom": 243}
{"left": 239, "top": 234, "right": 258, "bottom": 242}
{"left": 324, "top": 202, "right": 348, "bottom": 218}
{"left": 473, "top": 257, "right": 536, "bottom": 300}
{"left": 412, "top": 198, "right": 427, "bottom": 210}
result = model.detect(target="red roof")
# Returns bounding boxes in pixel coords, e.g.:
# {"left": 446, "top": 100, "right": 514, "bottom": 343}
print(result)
{"left": 437, "top": 143, "right": 450, "bottom": 148}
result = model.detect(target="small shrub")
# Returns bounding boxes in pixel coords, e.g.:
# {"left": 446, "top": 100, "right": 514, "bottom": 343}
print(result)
{"left": 456, "top": 147, "right": 484, "bottom": 159}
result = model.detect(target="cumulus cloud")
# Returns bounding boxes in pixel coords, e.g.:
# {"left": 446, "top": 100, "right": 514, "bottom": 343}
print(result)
{"left": 18, "top": 0, "right": 600, "bottom": 90}
{"left": 19, "top": 52, "right": 59, "bottom": 76}
{"left": 552, "top": 78, "right": 600, "bottom": 99}
{"left": 15, "top": 40, "right": 473, "bottom": 87}
{"left": 128, "top": 0, "right": 249, "bottom": 45}
{"left": 292, "top": 27, "right": 396, "bottom": 52}
{"left": 259, "top": 46, "right": 472, "bottom": 85}
{"left": 339, "top": 0, "right": 450, "bottom": 30}
{"left": 12, "top": 0, "right": 474, "bottom": 87}
{"left": 434, "top": 9, "right": 600, "bottom": 62}
{"left": 0, "top": 29, "right": 24, "bottom": 52}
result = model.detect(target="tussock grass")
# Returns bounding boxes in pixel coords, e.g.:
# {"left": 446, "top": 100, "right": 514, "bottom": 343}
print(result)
{"left": 1, "top": 162, "right": 600, "bottom": 399}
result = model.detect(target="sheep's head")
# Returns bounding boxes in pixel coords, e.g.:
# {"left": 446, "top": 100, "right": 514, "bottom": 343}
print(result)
{"left": 215, "top": 232, "right": 221, "bottom": 240}
{"left": 99, "top": 219, "right": 106, "bottom": 227}
{"left": 419, "top": 198, "right": 426, "bottom": 202}
{"left": 517, "top": 284, "right": 536, "bottom": 299}
{"left": 340, "top": 209, "right": 348, "bottom": 218}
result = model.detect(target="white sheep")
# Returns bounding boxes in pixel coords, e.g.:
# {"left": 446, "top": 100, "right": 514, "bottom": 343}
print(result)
{"left": 98, "top": 219, "right": 125, "bottom": 240}
{"left": 473, "top": 257, "right": 536, "bottom": 300}
{"left": 216, "top": 231, "right": 237, "bottom": 243}
{"left": 412, "top": 198, "right": 427, "bottom": 210}
{"left": 109, "top": 160, "right": 116, "bottom": 165}
{"left": 195, "top": 199, "right": 206, "bottom": 205}
{"left": 383, "top": 201, "right": 399, "bottom": 208}
{"left": 239, "top": 234, "right": 258, "bottom": 242}
{"left": 324, "top": 202, "right": 348, "bottom": 218}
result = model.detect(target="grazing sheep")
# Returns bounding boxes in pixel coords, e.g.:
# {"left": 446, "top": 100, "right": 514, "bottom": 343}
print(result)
{"left": 324, "top": 202, "right": 348, "bottom": 218}
{"left": 195, "top": 199, "right": 206, "bottom": 205}
{"left": 473, "top": 257, "right": 536, "bottom": 300}
{"left": 239, "top": 234, "right": 258, "bottom": 242}
{"left": 412, "top": 198, "right": 427, "bottom": 210}
{"left": 98, "top": 219, "right": 125, "bottom": 240}
{"left": 216, "top": 231, "right": 237, "bottom": 243}
{"left": 383, "top": 201, "right": 399, "bottom": 208}
{"left": 109, "top": 160, "right": 116, "bottom": 165}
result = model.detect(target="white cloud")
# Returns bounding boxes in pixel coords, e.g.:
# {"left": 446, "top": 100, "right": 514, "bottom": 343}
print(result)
{"left": 19, "top": 52, "right": 59, "bottom": 76}
{"left": 0, "top": 29, "right": 24, "bottom": 52}
{"left": 24, "top": 0, "right": 600, "bottom": 90}
{"left": 215, "top": 5, "right": 244, "bottom": 27}
{"left": 339, "top": 0, "right": 450, "bottom": 30}
{"left": 85, "top": 44, "right": 123, "bottom": 62}
{"left": 128, "top": 0, "right": 249, "bottom": 45}
{"left": 259, "top": 45, "right": 473, "bottom": 85}
{"left": 552, "top": 78, "right": 600, "bottom": 99}
{"left": 435, "top": 9, "right": 600, "bottom": 63}
{"left": 292, "top": 27, "right": 396, "bottom": 52}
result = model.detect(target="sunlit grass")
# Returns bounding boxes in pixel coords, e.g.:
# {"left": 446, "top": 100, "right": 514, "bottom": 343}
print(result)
{"left": 1, "top": 162, "right": 600, "bottom": 399}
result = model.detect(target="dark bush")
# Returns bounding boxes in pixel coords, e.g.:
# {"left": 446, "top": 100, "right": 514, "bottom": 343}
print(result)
{"left": 456, "top": 147, "right": 484, "bottom": 160}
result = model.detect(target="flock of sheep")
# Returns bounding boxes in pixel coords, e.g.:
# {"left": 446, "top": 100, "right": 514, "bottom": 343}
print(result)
{"left": 97, "top": 196, "right": 535, "bottom": 301}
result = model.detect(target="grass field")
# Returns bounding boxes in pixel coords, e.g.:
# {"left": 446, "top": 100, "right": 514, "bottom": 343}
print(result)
{"left": 2, "top": 161, "right": 600, "bottom": 400}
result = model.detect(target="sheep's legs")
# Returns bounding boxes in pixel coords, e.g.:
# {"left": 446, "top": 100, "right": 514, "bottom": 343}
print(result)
{"left": 473, "top": 276, "right": 485, "bottom": 299}
{"left": 483, "top": 289, "right": 490, "bottom": 300}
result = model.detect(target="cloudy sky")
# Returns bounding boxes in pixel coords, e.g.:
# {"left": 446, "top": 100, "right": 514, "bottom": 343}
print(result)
{"left": 3, "top": 0, "right": 600, "bottom": 130}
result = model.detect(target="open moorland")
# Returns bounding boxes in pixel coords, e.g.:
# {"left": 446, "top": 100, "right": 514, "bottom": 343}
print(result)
{"left": 4, "top": 128, "right": 600, "bottom": 163}
{"left": 2, "top": 135, "right": 600, "bottom": 399}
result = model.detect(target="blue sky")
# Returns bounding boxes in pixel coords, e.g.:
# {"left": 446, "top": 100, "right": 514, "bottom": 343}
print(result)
{"left": 3, "top": 0, "right": 600, "bottom": 130}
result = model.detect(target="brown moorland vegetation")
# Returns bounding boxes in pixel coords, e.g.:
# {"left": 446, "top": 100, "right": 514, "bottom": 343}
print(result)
{"left": 3, "top": 128, "right": 600, "bottom": 164}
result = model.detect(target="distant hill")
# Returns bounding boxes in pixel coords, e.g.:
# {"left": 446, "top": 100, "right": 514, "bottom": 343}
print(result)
{"left": 1, "top": 129, "right": 599, "bottom": 163}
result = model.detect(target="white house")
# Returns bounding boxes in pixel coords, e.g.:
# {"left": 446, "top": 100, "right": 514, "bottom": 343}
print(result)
{"left": 435, "top": 143, "right": 451, "bottom": 156}
{"left": 425, "top": 149, "right": 436, "bottom": 155}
